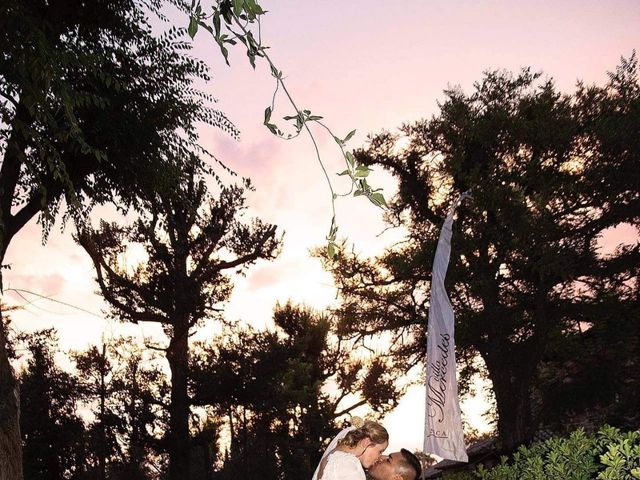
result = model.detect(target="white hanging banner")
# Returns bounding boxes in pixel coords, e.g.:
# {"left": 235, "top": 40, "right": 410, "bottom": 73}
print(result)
{"left": 423, "top": 192, "right": 470, "bottom": 463}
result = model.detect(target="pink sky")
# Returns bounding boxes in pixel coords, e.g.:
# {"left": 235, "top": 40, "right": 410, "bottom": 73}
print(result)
{"left": 6, "top": 0, "right": 639, "bottom": 453}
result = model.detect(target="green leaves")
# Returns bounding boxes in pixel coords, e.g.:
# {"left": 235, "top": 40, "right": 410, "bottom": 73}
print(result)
{"left": 344, "top": 129, "right": 356, "bottom": 142}
{"left": 188, "top": 16, "right": 198, "bottom": 39}
{"left": 369, "top": 192, "right": 387, "bottom": 207}
{"left": 598, "top": 430, "right": 640, "bottom": 480}
{"left": 345, "top": 151, "right": 355, "bottom": 167}
{"left": 189, "top": 0, "right": 265, "bottom": 65}
{"left": 233, "top": 0, "right": 244, "bottom": 16}
{"left": 335, "top": 150, "right": 387, "bottom": 207}
{"left": 354, "top": 165, "right": 371, "bottom": 177}
{"left": 447, "top": 427, "right": 640, "bottom": 480}
{"left": 213, "top": 11, "right": 221, "bottom": 36}
{"left": 232, "top": 0, "right": 263, "bottom": 19}
{"left": 333, "top": 130, "right": 356, "bottom": 147}
{"left": 326, "top": 216, "right": 339, "bottom": 258}
{"left": 263, "top": 106, "right": 282, "bottom": 136}
{"left": 188, "top": 2, "right": 202, "bottom": 39}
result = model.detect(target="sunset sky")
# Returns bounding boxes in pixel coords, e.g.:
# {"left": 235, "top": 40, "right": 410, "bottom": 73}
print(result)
{"left": 6, "top": 0, "right": 639, "bottom": 453}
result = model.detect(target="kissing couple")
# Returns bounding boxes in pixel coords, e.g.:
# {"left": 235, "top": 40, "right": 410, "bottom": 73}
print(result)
{"left": 312, "top": 419, "right": 422, "bottom": 480}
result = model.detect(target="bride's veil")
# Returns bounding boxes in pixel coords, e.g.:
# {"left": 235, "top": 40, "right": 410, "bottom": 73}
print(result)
{"left": 311, "top": 426, "right": 355, "bottom": 480}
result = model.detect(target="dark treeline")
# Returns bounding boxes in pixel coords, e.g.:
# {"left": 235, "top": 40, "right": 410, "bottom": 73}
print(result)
{"left": 9, "top": 304, "right": 398, "bottom": 480}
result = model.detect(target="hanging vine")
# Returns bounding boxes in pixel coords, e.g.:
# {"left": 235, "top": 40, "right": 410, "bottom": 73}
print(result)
{"left": 188, "top": 0, "right": 386, "bottom": 257}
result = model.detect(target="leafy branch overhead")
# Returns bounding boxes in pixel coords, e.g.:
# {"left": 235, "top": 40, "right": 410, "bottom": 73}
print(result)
{"left": 188, "top": 0, "right": 387, "bottom": 256}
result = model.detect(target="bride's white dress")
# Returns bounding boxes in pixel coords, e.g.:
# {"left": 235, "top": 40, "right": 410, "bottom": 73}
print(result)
{"left": 315, "top": 451, "right": 365, "bottom": 480}
{"left": 312, "top": 426, "right": 364, "bottom": 480}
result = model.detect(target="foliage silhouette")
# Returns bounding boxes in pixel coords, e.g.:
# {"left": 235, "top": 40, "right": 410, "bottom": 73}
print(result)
{"left": 77, "top": 170, "right": 280, "bottom": 480}
{"left": 18, "top": 330, "right": 88, "bottom": 480}
{"left": 323, "top": 54, "right": 639, "bottom": 450}
{"left": 0, "top": 0, "right": 234, "bottom": 476}
{"left": 190, "top": 302, "right": 402, "bottom": 480}
{"left": 73, "top": 338, "right": 167, "bottom": 479}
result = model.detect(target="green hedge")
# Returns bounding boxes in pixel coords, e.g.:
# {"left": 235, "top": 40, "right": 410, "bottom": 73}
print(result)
{"left": 443, "top": 426, "right": 640, "bottom": 480}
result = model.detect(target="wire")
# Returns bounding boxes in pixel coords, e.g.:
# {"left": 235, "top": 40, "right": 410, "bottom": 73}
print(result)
{"left": 5, "top": 288, "right": 103, "bottom": 318}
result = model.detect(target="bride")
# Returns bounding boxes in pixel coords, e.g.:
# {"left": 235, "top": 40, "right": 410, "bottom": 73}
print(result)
{"left": 313, "top": 419, "right": 389, "bottom": 480}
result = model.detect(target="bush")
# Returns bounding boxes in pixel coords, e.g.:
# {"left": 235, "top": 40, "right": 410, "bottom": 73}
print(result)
{"left": 442, "top": 426, "right": 640, "bottom": 480}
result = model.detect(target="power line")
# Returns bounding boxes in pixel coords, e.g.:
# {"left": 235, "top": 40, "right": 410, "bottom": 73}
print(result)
{"left": 5, "top": 288, "right": 103, "bottom": 318}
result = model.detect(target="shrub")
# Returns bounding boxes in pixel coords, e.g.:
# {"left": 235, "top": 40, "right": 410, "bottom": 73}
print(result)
{"left": 440, "top": 426, "right": 640, "bottom": 480}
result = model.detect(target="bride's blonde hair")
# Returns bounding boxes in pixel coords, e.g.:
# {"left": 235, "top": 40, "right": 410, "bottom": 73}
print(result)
{"left": 338, "top": 418, "right": 388, "bottom": 448}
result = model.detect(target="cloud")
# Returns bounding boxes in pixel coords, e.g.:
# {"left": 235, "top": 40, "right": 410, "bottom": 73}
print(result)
{"left": 246, "top": 262, "right": 289, "bottom": 291}
{"left": 6, "top": 273, "right": 66, "bottom": 298}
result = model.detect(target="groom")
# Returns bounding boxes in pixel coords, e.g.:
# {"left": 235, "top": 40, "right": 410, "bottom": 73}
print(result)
{"left": 367, "top": 449, "right": 422, "bottom": 480}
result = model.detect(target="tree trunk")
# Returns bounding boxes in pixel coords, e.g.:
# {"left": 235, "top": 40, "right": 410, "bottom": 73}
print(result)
{"left": 0, "top": 94, "right": 62, "bottom": 480}
{"left": 204, "top": 442, "right": 214, "bottom": 480}
{"left": 0, "top": 99, "right": 29, "bottom": 480}
{"left": 0, "top": 308, "right": 23, "bottom": 480}
{"left": 167, "top": 323, "right": 190, "bottom": 480}
{"left": 485, "top": 352, "right": 535, "bottom": 451}
{"left": 129, "top": 362, "right": 144, "bottom": 477}
{"left": 228, "top": 407, "right": 235, "bottom": 446}
{"left": 99, "top": 342, "right": 107, "bottom": 480}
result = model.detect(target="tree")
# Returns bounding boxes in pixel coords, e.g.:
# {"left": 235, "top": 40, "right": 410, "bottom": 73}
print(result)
{"left": 18, "top": 329, "right": 88, "bottom": 480}
{"left": 190, "top": 302, "right": 401, "bottom": 480}
{"left": 73, "top": 337, "right": 167, "bottom": 480}
{"left": 0, "top": 0, "right": 235, "bottom": 476}
{"left": 323, "top": 56, "right": 639, "bottom": 450}
{"left": 0, "top": 303, "right": 22, "bottom": 479}
{"left": 74, "top": 343, "right": 117, "bottom": 480}
{"left": 190, "top": 419, "right": 222, "bottom": 480}
{"left": 77, "top": 171, "right": 280, "bottom": 480}
{"left": 534, "top": 284, "right": 639, "bottom": 432}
